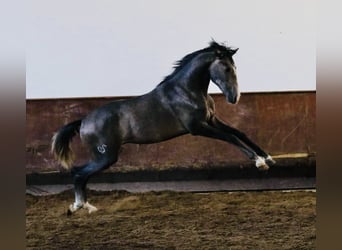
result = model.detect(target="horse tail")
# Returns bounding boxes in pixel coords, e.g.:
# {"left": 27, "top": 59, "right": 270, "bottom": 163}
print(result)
{"left": 51, "top": 119, "right": 82, "bottom": 169}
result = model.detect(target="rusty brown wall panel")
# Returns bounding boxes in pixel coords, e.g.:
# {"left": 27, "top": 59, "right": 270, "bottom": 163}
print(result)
{"left": 26, "top": 92, "right": 316, "bottom": 173}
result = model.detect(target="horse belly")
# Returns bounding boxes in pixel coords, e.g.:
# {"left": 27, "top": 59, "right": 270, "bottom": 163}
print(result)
{"left": 123, "top": 110, "right": 187, "bottom": 144}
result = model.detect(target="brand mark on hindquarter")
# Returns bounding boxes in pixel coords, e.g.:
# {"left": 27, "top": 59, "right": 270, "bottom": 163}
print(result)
{"left": 97, "top": 144, "right": 107, "bottom": 154}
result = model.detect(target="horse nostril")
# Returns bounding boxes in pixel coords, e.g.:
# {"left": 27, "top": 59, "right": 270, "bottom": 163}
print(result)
{"left": 227, "top": 93, "right": 237, "bottom": 104}
{"left": 231, "top": 89, "right": 240, "bottom": 104}
{"left": 232, "top": 95, "right": 237, "bottom": 104}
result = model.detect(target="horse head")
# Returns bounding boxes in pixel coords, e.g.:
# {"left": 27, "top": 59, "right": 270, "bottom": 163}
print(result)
{"left": 209, "top": 42, "right": 240, "bottom": 104}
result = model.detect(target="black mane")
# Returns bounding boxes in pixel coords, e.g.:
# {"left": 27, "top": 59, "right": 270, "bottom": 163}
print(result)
{"left": 159, "top": 41, "right": 235, "bottom": 85}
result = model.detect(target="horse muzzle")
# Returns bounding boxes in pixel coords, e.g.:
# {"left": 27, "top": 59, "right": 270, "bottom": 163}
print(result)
{"left": 225, "top": 86, "right": 240, "bottom": 104}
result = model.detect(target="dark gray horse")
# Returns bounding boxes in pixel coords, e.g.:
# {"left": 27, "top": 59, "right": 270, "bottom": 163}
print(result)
{"left": 52, "top": 41, "right": 275, "bottom": 214}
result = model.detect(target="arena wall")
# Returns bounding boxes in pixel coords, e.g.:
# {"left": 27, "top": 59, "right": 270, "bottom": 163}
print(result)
{"left": 26, "top": 91, "right": 315, "bottom": 174}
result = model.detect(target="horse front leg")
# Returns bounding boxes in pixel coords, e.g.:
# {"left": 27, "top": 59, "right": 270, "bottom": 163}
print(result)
{"left": 188, "top": 122, "right": 270, "bottom": 170}
{"left": 210, "top": 117, "right": 276, "bottom": 165}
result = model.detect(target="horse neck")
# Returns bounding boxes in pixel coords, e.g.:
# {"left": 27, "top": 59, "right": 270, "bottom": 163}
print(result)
{"left": 174, "top": 53, "right": 213, "bottom": 95}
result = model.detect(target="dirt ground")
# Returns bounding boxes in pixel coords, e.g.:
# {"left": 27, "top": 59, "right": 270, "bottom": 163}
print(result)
{"left": 26, "top": 190, "right": 316, "bottom": 249}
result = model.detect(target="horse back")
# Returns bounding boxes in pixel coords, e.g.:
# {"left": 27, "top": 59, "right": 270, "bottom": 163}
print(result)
{"left": 79, "top": 91, "right": 188, "bottom": 146}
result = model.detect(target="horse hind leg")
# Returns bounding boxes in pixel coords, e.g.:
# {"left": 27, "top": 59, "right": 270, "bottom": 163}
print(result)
{"left": 68, "top": 149, "right": 119, "bottom": 215}
{"left": 68, "top": 162, "right": 101, "bottom": 215}
{"left": 68, "top": 165, "right": 99, "bottom": 215}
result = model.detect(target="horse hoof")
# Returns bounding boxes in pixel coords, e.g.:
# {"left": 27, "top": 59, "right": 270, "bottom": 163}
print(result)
{"left": 266, "top": 155, "right": 276, "bottom": 165}
{"left": 88, "top": 207, "right": 98, "bottom": 214}
{"left": 67, "top": 204, "right": 76, "bottom": 216}
{"left": 67, "top": 208, "right": 73, "bottom": 216}
{"left": 255, "top": 156, "right": 269, "bottom": 171}
{"left": 67, "top": 203, "right": 82, "bottom": 215}
{"left": 84, "top": 202, "right": 98, "bottom": 214}
{"left": 257, "top": 164, "right": 270, "bottom": 171}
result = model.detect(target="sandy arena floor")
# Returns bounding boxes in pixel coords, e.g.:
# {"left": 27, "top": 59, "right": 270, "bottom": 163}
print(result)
{"left": 26, "top": 190, "right": 316, "bottom": 249}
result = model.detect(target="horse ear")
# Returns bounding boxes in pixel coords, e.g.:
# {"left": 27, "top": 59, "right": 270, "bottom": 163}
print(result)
{"left": 230, "top": 48, "right": 239, "bottom": 55}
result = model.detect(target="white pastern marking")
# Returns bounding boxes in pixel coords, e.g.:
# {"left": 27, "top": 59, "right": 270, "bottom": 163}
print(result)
{"left": 69, "top": 202, "right": 83, "bottom": 213}
{"left": 255, "top": 156, "right": 266, "bottom": 168}
{"left": 97, "top": 144, "right": 107, "bottom": 154}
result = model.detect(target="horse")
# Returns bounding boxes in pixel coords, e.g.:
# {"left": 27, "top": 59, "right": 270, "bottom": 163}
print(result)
{"left": 51, "top": 41, "right": 275, "bottom": 214}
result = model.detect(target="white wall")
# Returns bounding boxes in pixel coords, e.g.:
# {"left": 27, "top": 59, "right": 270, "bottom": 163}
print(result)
{"left": 26, "top": 0, "right": 315, "bottom": 99}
